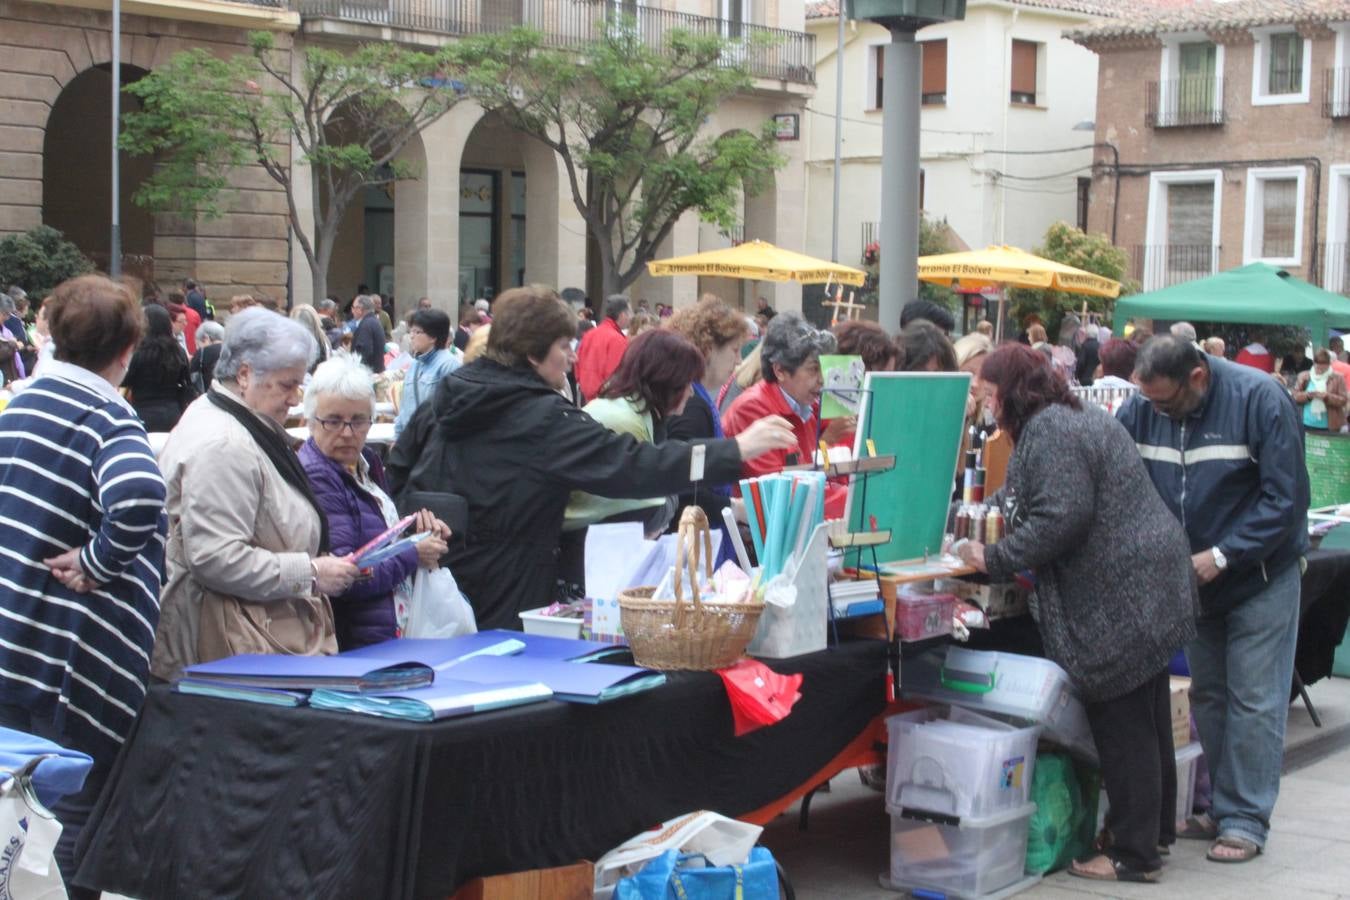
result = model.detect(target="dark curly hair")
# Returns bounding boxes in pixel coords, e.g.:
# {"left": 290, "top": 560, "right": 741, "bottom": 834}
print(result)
{"left": 980, "top": 343, "right": 1081, "bottom": 443}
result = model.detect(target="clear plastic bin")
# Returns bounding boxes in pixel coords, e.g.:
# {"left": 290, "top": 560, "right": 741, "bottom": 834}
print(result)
{"left": 901, "top": 646, "right": 1097, "bottom": 763}
{"left": 888, "top": 802, "right": 1036, "bottom": 898}
{"left": 886, "top": 707, "right": 1040, "bottom": 819}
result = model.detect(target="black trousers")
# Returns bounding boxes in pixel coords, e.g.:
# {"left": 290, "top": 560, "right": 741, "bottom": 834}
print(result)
{"left": 1084, "top": 669, "right": 1177, "bottom": 872}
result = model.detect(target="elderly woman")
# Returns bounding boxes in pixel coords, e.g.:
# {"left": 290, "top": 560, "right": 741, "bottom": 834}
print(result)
{"left": 152, "top": 309, "right": 360, "bottom": 680}
{"left": 666, "top": 297, "right": 751, "bottom": 525}
{"left": 0, "top": 275, "right": 166, "bottom": 892}
{"left": 395, "top": 307, "right": 461, "bottom": 437}
{"left": 387, "top": 286, "right": 794, "bottom": 630}
{"left": 300, "top": 356, "right": 449, "bottom": 649}
{"left": 956, "top": 343, "right": 1198, "bottom": 884}
{"left": 189, "top": 320, "right": 225, "bottom": 393}
{"left": 1293, "top": 348, "right": 1348, "bottom": 432}
{"left": 722, "top": 313, "right": 848, "bottom": 519}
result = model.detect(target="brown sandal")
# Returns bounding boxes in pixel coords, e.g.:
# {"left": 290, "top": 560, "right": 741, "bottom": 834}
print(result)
{"left": 1069, "top": 854, "right": 1161, "bottom": 883}
{"left": 1207, "top": 835, "right": 1262, "bottom": 863}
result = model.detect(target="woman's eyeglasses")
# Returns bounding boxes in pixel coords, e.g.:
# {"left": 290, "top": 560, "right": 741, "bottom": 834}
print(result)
{"left": 313, "top": 417, "right": 373, "bottom": 435}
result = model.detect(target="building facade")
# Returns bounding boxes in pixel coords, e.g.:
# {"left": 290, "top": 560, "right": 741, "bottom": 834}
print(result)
{"left": 1072, "top": 1, "right": 1350, "bottom": 294}
{"left": 0, "top": 0, "right": 297, "bottom": 300}
{"left": 803, "top": 0, "right": 1112, "bottom": 277}
{"left": 1, "top": 0, "right": 814, "bottom": 313}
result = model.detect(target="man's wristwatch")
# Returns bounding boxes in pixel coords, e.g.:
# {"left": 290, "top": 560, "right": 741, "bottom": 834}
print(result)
{"left": 1211, "top": 546, "right": 1228, "bottom": 571}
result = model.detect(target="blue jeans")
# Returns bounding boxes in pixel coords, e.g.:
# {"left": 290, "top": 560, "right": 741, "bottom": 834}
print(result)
{"left": 1185, "top": 561, "right": 1301, "bottom": 848}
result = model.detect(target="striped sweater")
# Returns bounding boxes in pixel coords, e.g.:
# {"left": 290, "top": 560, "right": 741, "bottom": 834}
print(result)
{"left": 0, "top": 360, "right": 167, "bottom": 756}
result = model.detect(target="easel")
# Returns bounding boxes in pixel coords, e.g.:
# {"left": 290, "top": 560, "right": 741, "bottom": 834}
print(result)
{"left": 822, "top": 283, "right": 865, "bottom": 326}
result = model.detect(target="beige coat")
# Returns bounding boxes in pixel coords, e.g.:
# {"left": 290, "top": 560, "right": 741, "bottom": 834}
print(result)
{"left": 151, "top": 384, "right": 336, "bottom": 681}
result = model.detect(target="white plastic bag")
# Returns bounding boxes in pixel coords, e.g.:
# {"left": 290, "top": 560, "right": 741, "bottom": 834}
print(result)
{"left": 404, "top": 567, "right": 477, "bottom": 639}
{"left": 593, "top": 810, "right": 763, "bottom": 900}
{"left": 0, "top": 758, "right": 68, "bottom": 900}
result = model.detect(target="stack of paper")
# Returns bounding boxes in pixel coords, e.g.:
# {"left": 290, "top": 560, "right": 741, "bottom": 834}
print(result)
{"left": 830, "top": 579, "right": 883, "bottom": 618}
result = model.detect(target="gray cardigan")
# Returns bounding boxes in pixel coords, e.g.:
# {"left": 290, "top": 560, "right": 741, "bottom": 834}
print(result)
{"left": 984, "top": 402, "right": 1199, "bottom": 702}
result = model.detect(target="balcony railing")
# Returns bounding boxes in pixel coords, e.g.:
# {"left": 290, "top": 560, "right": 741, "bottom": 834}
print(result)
{"left": 295, "top": 0, "right": 815, "bottom": 84}
{"left": 1324, "top": 68, "right": 1350, "bottom": 118}
{"left": 861, "top": 221, "right": 879, "bottom": 248}
{"left": 1145, "top": 77, "right": 1225, "bottom": 128}
{"left": 1130, "top": 244, "right": 1220, "bottom": 292}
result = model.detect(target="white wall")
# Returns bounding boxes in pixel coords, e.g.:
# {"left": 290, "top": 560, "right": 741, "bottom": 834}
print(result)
{"left": 804, "top": 2, "right": 1101, "bottom": 269}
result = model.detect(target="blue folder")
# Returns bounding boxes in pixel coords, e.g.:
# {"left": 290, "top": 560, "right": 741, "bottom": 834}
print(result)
{"left": 184, "top": 654, "right": 433, "bottom": 691}
{"left": 341, "top": 634, "right": 526, "bottom": 669}
{"left": 475, "top": 629, "right": 629, "bottom": 662}
{"left": 175, "top": 679, "right": 309, "bottom": 707}
{"left": 310, "top": 678, "right": 553, "bottom": 722}
{"left": 447, "top": 655, "right": 665, "bottom": 704}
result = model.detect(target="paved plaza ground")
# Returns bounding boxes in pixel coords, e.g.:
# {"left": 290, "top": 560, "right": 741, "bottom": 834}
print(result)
{"left": 762, "top": 675, "right": 1350, "bottom": 900}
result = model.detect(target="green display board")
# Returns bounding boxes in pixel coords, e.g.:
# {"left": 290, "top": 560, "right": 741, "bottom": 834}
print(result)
{"left": 1305, "top": 433, "right": 1350, "bottom": 508}
{"left": 846, "top": 371, "right": 972, "bottom": 563}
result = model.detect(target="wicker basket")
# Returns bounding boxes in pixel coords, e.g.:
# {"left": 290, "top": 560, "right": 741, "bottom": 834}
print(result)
{"left": 618, "top": 507, "right": 763, "bottom": 671}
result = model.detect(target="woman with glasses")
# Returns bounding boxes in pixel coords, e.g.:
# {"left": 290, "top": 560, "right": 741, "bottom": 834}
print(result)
{"left": 152, "top": 310, "right": 361, "bottom": 679}
{"left": 301, "top": 356, "right": 450, "bottom": 649}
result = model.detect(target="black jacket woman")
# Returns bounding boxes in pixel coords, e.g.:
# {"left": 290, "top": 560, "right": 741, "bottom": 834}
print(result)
{"left": 956, "top": 342, "right": 1198, "bottom": 884}
{"left": 387, "top": 286, "right": 795, "bottom": 631}
{"left": 123, "top": 303, "right": 194, "bottom": 432}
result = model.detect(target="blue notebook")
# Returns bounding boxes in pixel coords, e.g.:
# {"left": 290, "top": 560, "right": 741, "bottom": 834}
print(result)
{"left": 175, "top": 679, "right": 309, "bottom": 707}
{"left": 341, "top": 635, "right": 526, "bottom": 670}
{"left": 448, "top": 655, "right": 665, "bottom": 704}
{"left": 475, "top": 629, "right": 629, "bottom": 662}
{"left": 184, "top": 655, "right": 433, "bottom": 692}
{"left": 309, "top": 678, "right": 553, "bottom": 722}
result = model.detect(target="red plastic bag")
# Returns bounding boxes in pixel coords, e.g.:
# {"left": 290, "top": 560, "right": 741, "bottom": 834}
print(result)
{"left": 715, "top": 658, "right": 803, "bottom": 737}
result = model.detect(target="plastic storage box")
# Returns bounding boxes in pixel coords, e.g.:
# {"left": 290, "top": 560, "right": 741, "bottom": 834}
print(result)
{"left": 886, "top": 707, "right": 1040, "bottom": 819}
{"left": 894, "top": 589, "right": 957, "bottom": 641}
{"left": 1095, "top": 741, "right": 1204, "bottom": 832}
{"left": 901, "top": 646, "right": 1097, "bottom": 763}
{"left": 518, "top": 607, "right": 585, "bottom": 639}
{"left": 886, "top": 802, "right": 1037, "bottom": 898}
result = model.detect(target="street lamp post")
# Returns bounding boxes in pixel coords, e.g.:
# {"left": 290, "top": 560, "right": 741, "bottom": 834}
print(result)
{"left": 110, "top": 0, "right": 122, "bottom": 279}
{"left": 844, "top": 0, "right": 965, "bottom": 331}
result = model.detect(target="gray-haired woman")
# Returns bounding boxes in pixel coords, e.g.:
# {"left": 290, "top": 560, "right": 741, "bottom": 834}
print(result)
{"left": 721, "top": 312, "right": 849, "bottom": 518}
{"left": 152, "top": 309, "right": 360, "bottom": 679}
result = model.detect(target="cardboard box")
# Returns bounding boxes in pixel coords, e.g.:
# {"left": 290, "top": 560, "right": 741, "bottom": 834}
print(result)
{"left": 451, "top": 861, "right": 593, "bottom": 900}
{"left": 1169, "top": 677, "right": 1191, "bottom": 748}
{"left": 934, "top": 577, "right": 1028, "bottom": 619}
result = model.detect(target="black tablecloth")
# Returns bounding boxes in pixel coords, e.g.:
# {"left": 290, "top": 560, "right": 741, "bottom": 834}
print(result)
{"left": 1298, "top": 547, "right": 1350, "bottom": 685}
{"left": 76, "top": 640, "right": 887, "bottom": 900}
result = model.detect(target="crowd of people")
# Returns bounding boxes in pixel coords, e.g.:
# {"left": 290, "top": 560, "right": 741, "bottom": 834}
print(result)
{"left": 0, "top": 271, "right": 1322, "bottom": 892}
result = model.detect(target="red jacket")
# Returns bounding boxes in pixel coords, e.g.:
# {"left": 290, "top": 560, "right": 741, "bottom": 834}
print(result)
{"left": 575, "top": 317, "right": 627, "bottom": 401}
{"left": 183, "top": 306, "right": 201, "bottom": 356}
{"left": 1234, "top": 343, "right": 1274, "bottom": 373}
{"left": 721, "top": 380, "right": 847, "bottom": 520}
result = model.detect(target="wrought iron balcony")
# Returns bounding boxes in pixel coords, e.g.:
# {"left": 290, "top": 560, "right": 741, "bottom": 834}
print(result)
{"left": 1129, "top": 244, "right": 1220, "bottom": 292}
{"left": 295, "top": 0, "right": 816, "bottom": 85}
{"left": 1145, "top": 77, "right": 1225, "bottom": 128}
{"left": 1315, "top": 243, "right": 1350, "bottom": 295}
{"left": 1324, "top": 68, "right": 1350, "bottom": 118}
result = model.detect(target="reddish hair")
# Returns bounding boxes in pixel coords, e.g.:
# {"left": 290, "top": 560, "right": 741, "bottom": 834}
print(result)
{"left": 600, "top": 329, "right": 705, "bottom": 420}
{"left": 1098, "top": 338, "right": 1137, "bottom": 380}
{"left": 980, "top": 343, "right": 1081, "bottom": 443}
{"left": 833, "top": 319, "right": 898, "bottom": 371}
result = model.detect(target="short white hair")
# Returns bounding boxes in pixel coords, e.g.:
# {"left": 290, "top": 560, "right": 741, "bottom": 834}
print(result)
{"left": 1170, "top": 321, "right": 1197, "bottom": 342}
{"left": 215, "top": 308, "right": 317, "bottom": 380}
{"left": 195, "top": 321, "right": 224, "bottom": 345}
{"left": 303, "top": 354, "right": 376, "bottom": 420}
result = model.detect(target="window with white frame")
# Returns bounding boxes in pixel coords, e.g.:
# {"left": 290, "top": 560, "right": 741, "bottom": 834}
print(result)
{"left": 867, "top": 43, "right": 885, "bottom": 110}
{"left": 1157, "top": 34, "right": 1224, "bottom": 126}
{"left": 1144, "top": 171, "right": 1222, "bottom": 290}
{"left": 1243, "top": 166, "right": 1305, "bottom": 265}
{"left": 1251, "top": 26, "right": 1311, "bottom": 105}
{"left": 1323, "top": 164, "right": 1350, "bottom": 291}
{"left": 1330, "top": 24, "right": 1350, "bottom": 117}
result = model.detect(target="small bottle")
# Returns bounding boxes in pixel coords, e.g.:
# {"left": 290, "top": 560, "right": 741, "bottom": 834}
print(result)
{"left": 985, "top": 507, "right": 1004, "bottom": 544}
{"left": 969, "top": 506, "right": 987, "bottom": 542}
{"left": 955, "top": 504, "right": 971, "bottom": 540}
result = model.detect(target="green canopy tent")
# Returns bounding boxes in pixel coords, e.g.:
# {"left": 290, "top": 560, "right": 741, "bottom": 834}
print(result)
{"left": 1113, "top": 262, "right": 1350, "bottom": 347}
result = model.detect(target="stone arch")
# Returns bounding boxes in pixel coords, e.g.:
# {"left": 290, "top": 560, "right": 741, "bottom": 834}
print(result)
{"left": 42, "top": 63, "right": 155, "bottom": 273}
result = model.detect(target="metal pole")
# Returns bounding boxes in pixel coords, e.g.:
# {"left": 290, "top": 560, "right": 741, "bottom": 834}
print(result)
{"left": 110, "top": 0, "right": 122, "bottom": 279}
{"left": 878, "top": 25, "right": 920, "bottom": 332}
{"left": 830, "top": 8, "right": 845, "bottom": 263}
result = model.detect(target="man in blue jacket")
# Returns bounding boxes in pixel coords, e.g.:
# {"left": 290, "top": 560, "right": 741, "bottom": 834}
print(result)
{"left": 1118, "top": 335, "right": 1308, "bottom": 865}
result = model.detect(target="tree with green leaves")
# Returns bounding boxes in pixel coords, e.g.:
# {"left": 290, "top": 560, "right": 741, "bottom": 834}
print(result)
{"left": 0, "top": 226, "right": 94, "bottom": 299}
{"left": 120, "top": 32, "right": 480, "bottom": 303}
{"left": 460, "top": 25, "right": 785, "bottom": 297}
{"left": 860, "top": 213, "right": 956, "bottom": 309}
{"left": 1009, "top": 221, "right": 1133, "bottom": 335}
